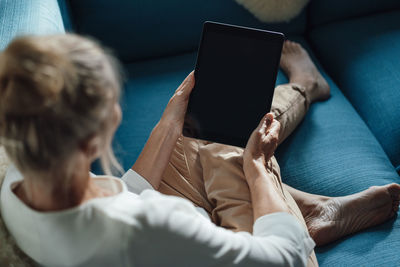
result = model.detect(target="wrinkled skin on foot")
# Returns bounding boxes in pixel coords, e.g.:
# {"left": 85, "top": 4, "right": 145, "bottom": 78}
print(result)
{"left": 301, "top": 184, "right": 400, "bottom": 246}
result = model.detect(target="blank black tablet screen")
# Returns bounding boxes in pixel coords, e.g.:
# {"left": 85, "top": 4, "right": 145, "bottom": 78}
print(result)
{"left": 184, "top": 22, "right": 284, "bottom": 148}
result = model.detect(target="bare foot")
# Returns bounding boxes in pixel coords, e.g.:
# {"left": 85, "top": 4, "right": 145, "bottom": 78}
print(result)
{"left": 299, "top": 184, "right": 400, "bottom": 246}
{"left": 280, "top": 40, "right": 330, "bottom": 102}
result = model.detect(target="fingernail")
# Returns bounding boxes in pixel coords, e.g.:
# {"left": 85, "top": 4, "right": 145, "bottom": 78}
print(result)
{"left": 266, "top": 114, "right": 272, "bottom": 123}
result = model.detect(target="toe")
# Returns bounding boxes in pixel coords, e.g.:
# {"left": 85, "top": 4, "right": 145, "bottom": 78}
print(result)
{"left": 387, "top": 183, "right": 400, "bottom": 199}
{"left": 287, "top": 40, "right": 296, "bottom": 52}
{"left": 293, "top": 42, "right": 301, "bottom": 49}
{"left": 393, "top": 201, "right": 399, "bottom": 211}
{"left": 284, "top": 42, "right": 291, "bottom": 52}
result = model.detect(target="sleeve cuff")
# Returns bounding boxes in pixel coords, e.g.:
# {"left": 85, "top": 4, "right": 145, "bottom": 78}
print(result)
{"left": 253, "top": 212, "right": 315, "bottom": 256}
{"left": 121, "top": 169, "right": 154, "bottom": 194}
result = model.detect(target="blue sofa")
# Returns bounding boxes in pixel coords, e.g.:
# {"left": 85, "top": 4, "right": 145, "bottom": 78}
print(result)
{"left": 1, "top": 0, "right": 399, "bottom": 265}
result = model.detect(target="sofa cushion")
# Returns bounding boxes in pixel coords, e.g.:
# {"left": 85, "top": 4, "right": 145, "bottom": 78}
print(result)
{"left": 0, "top": 0, "right": 65, "bottom": 50}
{"left": 274, "top": 38, "right": 400, "bottom": 266}
{"left": 315, "top": 217, "right": 400, "bottom": 266}
{"left": 308, "top": 0, "right": 400, "bottom": 27}
{"left": 308, "top": 10, "right": 400, "bottom": 171}
{"left": 67, "top": 0, "right": 306, "bottom": 62}
{"left": 112, "top": 53, "right": 196, "bottom": 170}
{"left": 273, "top": 37, "right": 398, "bottom": 193}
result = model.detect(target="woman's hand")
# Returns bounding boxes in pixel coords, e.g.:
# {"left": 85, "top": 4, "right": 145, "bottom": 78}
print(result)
{"left": 160, "top": 71, "right": 195, "bottom": 135}
{"left": 132, "top": 72, "right": 194, "bottom": 189}
{"left": 243, "top": 113, "right": 289, "bottom": 219}
{"left": 243, "top": 113, "right": 281, "bottom": 172}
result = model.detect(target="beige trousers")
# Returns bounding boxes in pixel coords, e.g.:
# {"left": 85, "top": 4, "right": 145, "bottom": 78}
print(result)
{"left": 158, "top": 83, "right": 318, "bottom": 266}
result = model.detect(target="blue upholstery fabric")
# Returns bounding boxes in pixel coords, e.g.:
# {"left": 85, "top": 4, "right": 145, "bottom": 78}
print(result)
{"left": 276, "top": 39, "right": 400, "bottom": 266}
{"left": 67, "top": 0, "right": 306, "bottom": 62}
{"left": 274, "top": 39, "right": 398, "bottom": 195}
{"left": 308, "top": 0, "right": 400, "bottom": 27}
{"left": 112, "top": 53, "right": 197, "bottom": 170}
{"left": 106, "top": 37, "right": 400, "bottom": 266}
{"left": 315, "top": 218, "right": 400, "bottom": 266}
{"left": 57, "top": 0, "right": 73, "bottom": 31}
{"left": 275, "top": 38, "right": 400, "bottom": 265}
{"left": 308, "top": 10, "right": 400, "bottom": 171}
{"left": 2, "top": 1, "right": 399, "bottom": 264}
{"left": 0, "top": 0, "right": 65, "bottom": 51}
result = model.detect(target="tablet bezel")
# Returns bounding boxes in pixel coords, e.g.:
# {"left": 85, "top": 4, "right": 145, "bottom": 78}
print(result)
{"left": 184, "top": 21, "right": 285, "bottom": 147}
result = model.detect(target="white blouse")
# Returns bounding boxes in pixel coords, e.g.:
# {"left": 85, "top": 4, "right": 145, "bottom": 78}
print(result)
{"left": 0, "top": 166, "right": 315, "bottom": 267}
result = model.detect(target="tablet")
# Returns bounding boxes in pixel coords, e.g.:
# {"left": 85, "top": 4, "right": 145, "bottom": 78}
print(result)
{"left": 183, "top": 21, "right": 284, "bottom": 148}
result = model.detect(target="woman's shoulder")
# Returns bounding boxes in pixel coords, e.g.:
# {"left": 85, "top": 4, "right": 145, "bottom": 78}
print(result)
{"left": 2, "top": 164, "right": 22, "bottom": 186}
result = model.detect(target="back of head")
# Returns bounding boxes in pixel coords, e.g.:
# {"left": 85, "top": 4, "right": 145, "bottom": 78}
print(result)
{"left": 0, "top": 34, "right": 122, "bottom": 176}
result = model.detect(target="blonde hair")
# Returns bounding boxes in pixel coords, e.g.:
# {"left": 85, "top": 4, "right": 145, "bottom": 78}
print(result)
{"left": 0, "top": 34, "right": 122, "bottom": 177}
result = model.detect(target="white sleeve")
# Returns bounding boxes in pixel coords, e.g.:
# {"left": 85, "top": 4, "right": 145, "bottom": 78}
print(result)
{"left": 128, "top": 191, "right": 315, "bottom": 267}
{"left": 121, "top": 169, "right": 154, "bottom": 194}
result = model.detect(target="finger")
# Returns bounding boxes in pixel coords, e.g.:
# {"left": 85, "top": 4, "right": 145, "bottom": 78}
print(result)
{"left": 270, "top": 119, "right": 281, "bottom": 132}
{"left": 175, "top": 71, "right": 194, "bottom": 92}
{"left": 256, "top": 114, "right": 268, "bottom": 134}
{"left": 257, "top": 113, "right": 273, "bottom": 130}
{"left": 265, "top": 113, "right": 274, "bottom": 126}
{"left": 263, "top": 120, "right": 280, "bottom": 159}
{"left": 267, "top": 119, "right": 281, "bottom": 140}
{"left": 175, "top": 71, "right": 195, "bottom": 97}
{"left": 259, "top": 113, "right": 275, "bottom": 134}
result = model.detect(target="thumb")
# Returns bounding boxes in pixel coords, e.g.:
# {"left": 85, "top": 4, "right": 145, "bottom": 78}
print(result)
{"left": 176, "top": 71, "right": 195, "bottom": 98}
{"left": 268, "top": 119, "right": 281, "bottom": 137}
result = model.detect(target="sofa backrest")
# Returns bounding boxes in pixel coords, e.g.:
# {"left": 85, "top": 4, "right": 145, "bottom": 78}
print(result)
{"left": 0, "top": 0, "right": 65, "bottom": 51}
{"left": 309, "top": 0, "right": 400, "bottom": 27}
{"left": 66, "top": 0, "right": 307, "bottom": 62}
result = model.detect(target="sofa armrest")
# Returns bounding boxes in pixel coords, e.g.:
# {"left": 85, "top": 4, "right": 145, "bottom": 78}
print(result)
{"left": 0, "top": 0, "right": 65, "bottom": 51}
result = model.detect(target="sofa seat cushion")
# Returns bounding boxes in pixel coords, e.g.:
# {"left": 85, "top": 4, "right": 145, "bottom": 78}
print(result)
{"left": 275, "top": 38, "right": 400, "bottom": 266}
{"left": 67, "top": 0, "right": 306, "bottom": 62}
{"left": 308, "top": 10, "right": 400, "bottom": 171}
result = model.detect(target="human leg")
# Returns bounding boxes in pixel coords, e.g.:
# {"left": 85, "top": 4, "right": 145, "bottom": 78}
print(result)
{"left": 158, "top": 138, "right": 319, "bottom": 266}
{"left": 158, "top": 136, "right": 213, "bottom": 215}
{"left": 158, "top": 40, "right": 330, "bottom": 266}
{"left": 272, "top": 40, "right": 330, "bottom": 144}
{"left": 158, "top": 40, "right": 329, "bottom": 211}
{"left": 197, "top": 145, "right": 319, "bottom": 266}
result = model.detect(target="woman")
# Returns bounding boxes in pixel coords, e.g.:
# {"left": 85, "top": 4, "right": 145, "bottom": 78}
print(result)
{"left": 0, "top": 34, "right": 399, "bottom": 267}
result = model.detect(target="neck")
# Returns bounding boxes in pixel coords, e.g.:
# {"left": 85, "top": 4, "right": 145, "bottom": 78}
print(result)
{"left": 14, "top": 153, "right": 111, "bottom": 212}
{"left": 16, "top": 172, "right": 90, "bottom": 211}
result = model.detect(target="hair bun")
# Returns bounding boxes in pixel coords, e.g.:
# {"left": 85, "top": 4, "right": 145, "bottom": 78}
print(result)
{"left": 0, "top": 37, "right": 66, "bottom": 117}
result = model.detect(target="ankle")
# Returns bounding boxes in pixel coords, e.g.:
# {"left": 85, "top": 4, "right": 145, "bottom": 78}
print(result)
{"left": 290, "top": 74, "right": 317, "bottom": 92}
{"left": 298, "top": 195, "right": 330, "bottom": 216}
